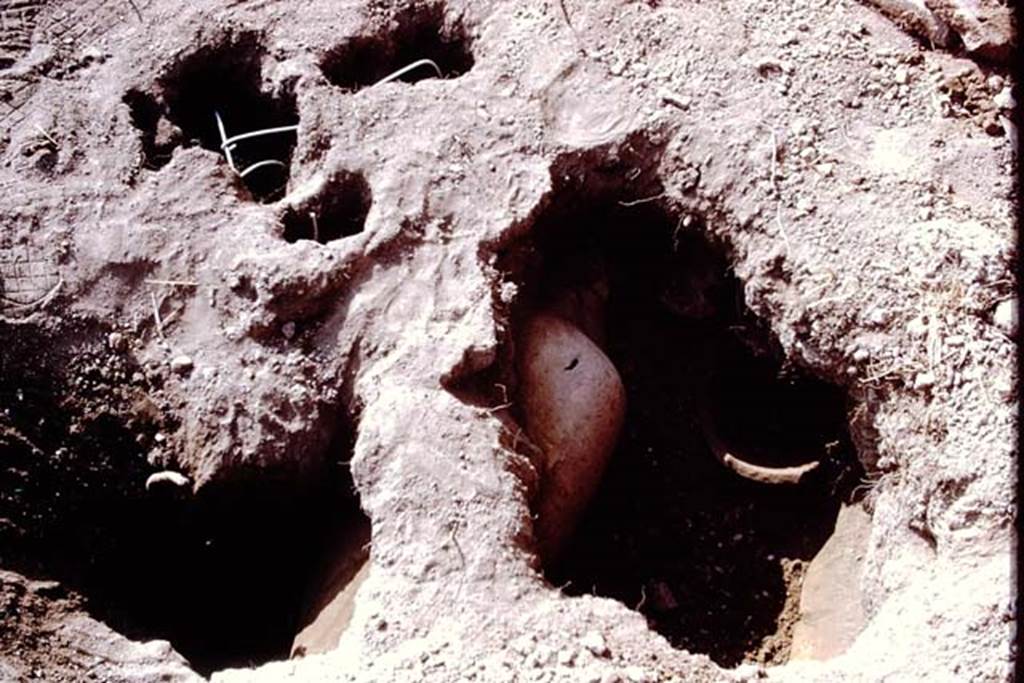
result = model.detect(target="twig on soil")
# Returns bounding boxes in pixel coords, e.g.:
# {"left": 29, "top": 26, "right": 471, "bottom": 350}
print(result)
{"left": 126, "top": 0, "right": 144, "bottom": 22}
{"left": 618, "top": 192, "right": 665, "bottom": 207}
{"left": 769, "top": 130, "right": 792, "bottom": 254}
{"left": 860, "top": 364, "right": 902, "bottom": 385}
{"left": 635, "top": 585, "right": 647, "bottom": 610}
{"left": 449, "top": 523, "right": 466, "bottom": 571}
{"left": 555, "top": 0, "right": 586, "bottom": 55}
{"left": 150, "top": 291, "right": 165, "bottom": 341}
{"left": 145, "top": 278, "right": 198, "bottom": 288}
{"left": 33, "top": 124, "right": 57, "bottom": 148}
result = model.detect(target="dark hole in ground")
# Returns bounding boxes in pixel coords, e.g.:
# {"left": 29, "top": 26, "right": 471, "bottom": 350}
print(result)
{"left": 123, "top": 89, "right": 175, "bottom": 171}
{"left": 506, "top": 188, "right": 861, "bottom": 666}
{"left": 321, "top": 3, "right": 474, "bottom": 91}
{"left": 282, "top": 172, "right": 372, "bottom": 244}
{"left": 127, "top": 32, "right": 298, "bottom": 202}
{"left": 0, "top": 320, "right": 367, "bottom": 675}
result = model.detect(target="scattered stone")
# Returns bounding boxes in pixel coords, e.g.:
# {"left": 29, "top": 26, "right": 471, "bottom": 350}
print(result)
{"left": 107, "top": 331, "right": 127, "bottom": 352}
{"left": 865, "top": 308, "right": 890, "bottom": 327}
{"left": 755, "top": 58, "right": 785, "bottom": 77}
{"left": 557, "top": 649, "right": 576, "bottom": 667}
{"left": 852, "top": 348, "right": 870, "bottom": 362}
{"left": 581, "top": 631, "right": 610, "bottom": 658}
{"left": 625, "top": 667, "right": 654, "bottom": 683}
{"left": 907, "top": 316, "right": 929, "bottom": 338}
{"left": 893, "top": 66, "right": 909, "bottom": 85}
{"left": 170, "top": 355, "right": 194, "bottom": 375}
{"left": 778, "top": 32, "right": 800, "bottom": 47}
{"left": 993, "top": 299, "right": 1017, "bottom": 338}
{"left": 528, "top": 645, "right": 553, "bottom": 668}
{"left": 145, "top": 470, "right": 190, "bottom": 491}
{"left": 510, "top": 634, "right": 535, "bottom": 656}
{"left": 600, "top": 672, "right": 623, "bottom": 683}
{"left": 993, "top": 87, "right": 1015, "bottom": 110}
{"left": 282, "top": 321, "right": 297, "bottom": 340}
{"left": 984, "top": 116, "right": 1005, "bottom": 137}
{"left": 659, "top": 90, "right": 692, "bottom": 110}
{"left": 914, "top": 371, "right": 936, "bottom": 390}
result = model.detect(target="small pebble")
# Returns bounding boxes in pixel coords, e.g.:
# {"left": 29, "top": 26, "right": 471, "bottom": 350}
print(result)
{"left": 170, "top": 355, "right": 194, "bottom": 375}
{"left": 893, "top": 66, "right": 909, "bottom": 85}
{"left": 282, "top": 322, "right": 297, "bottom": 340}
{"left": 107, "top": 332, "right": 127, "bottom": 352}
{"left": 914, "top": 371, "right": 936, "bottom": 390}
{"left": 987, "top": 75, "right": 1005, "bottom": 91}
{"left": 625, "top": 667, "right": 654, "bottom": 683}
{"left": 865, "top": 308, "right": 889, "bottom": 327}
{"left": 852, "top": 348, "right": 870, "bottom": 362}
{"left": 907, "top": 316, "right": 929, "bottom": 338}
{"left": 993, "top": 299, "right": 1017, "bottom": 338}
{"left": 529, "top": 646, "right": 553, "bottom": 668}
{"left": 581, "top": 631, "right": 610, "bottom": 658}
{"left": 994, "top": 87, "right": 1016, "bottom": 110}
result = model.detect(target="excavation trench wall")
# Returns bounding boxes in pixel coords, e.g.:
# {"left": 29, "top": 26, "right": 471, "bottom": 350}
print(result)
{"left": 0, "top": 0, "right": 1015, "bottom": 681}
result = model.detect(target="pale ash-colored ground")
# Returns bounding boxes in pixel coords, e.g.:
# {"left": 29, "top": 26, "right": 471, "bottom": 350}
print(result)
{"left": 0, "top": 0, "right": 1016, "bottom": 681}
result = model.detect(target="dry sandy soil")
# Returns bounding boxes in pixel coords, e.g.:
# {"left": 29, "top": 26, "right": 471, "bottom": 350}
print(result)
{"left": 0, "top": 0, "right": 1018, "bottom": 681}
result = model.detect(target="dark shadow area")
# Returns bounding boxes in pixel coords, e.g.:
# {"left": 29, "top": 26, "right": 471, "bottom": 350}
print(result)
{"left": 282, "top": 172, "right": 372, "bottom": 244}
{"left": 501, "top": 169, "right": 862, "bottom": 666}
{"left": 126, "top": 31, "right": 298, "bottom": 202}
{"left": 0, "top": 319, "right": 367, "bottom": 675}
{"left": 321, "top": 3, "right": 474, "bottom": 91}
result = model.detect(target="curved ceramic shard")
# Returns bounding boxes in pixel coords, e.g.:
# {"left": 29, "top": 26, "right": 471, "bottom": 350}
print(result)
{"left": 290, "top": 516, "right": 371, "bottom": 658}
{"left": 695, "top": 385, "right": 820, "bottom": 485}
{"left": 517, "top": 313, "right": 626, "bottom": 561}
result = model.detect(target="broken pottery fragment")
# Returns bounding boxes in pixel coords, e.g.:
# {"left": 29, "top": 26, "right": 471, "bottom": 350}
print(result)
{"left": 790, "top": 504, "right": 872, "bottom": 659}
{"left": 517, "top": 312, "right": 626, "bottom": 561}
{"left": 290, "top": 516, "right": 371, "bottom": 658}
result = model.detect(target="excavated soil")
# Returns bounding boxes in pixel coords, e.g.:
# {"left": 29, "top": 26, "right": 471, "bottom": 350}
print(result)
{"left": 0, "top": 0, "right": 1018, "bottom": 682}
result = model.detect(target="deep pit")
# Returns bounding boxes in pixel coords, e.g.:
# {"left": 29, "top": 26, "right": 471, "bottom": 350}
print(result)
{"left": 320, "top": 3, "right": 474, "bottom": 91}
{"left": 281, "top": 171, "right": 372, "bottom": 244}
{"left": 502, "top": 178, "right": 863, "bottom": 667}
{"left": 0, "top": 320, "right": 367, "bottom": 675}
{"left": 126, "top": 32, "right": 298, "bottom": 202}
